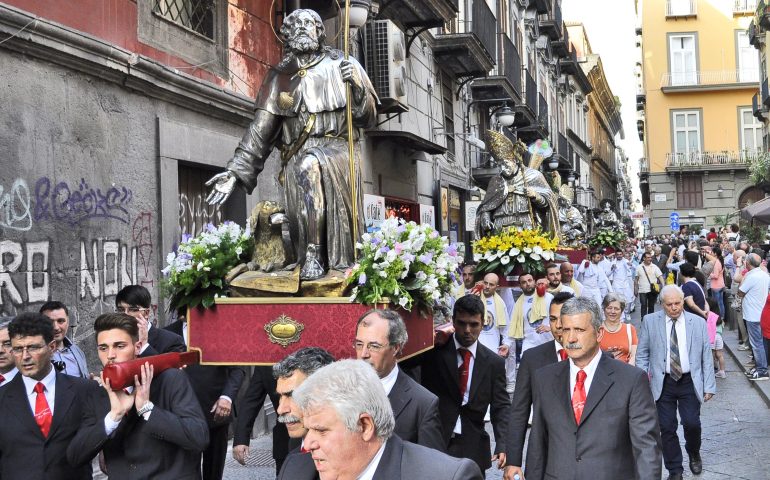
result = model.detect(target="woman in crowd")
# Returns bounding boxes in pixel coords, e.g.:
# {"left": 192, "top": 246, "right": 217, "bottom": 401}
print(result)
{"left": 599, "top": 293, "right": 638, "bottom": 365}
{"left": 706, "top": 247, "right": 725, "bottom": 323}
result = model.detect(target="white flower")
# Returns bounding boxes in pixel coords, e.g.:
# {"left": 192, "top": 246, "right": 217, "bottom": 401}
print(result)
{"left": 235, "top": 246, "right": 243, "bottom": 256}
{"left": 509, "top": 247, "right": 520, "bottom": 257}
{"left": 500, "top": 255, "right": 510, "bottom": 265}
{"left": 530, "top": 253, "right": 541, "bottom": 261}
{"left": 166, "top": 252, "right": 176, "bottom": 265}
{"left": 379, "top": 271, "right": 388, "bottom": 278}
{"left": 474, "top": 253, "right": 482, "bottom": 262}
{"left": 416, "top": 271, "right": 427, "bottom": 281}
{"left": 197, "top": 262, "right": 205, "bottom": 271}
{"left": 398, "top": 296, "right": 409, "bottom": 308}
{"left": 523, "top": 247, "right": 532, "bottom": 253}
{"left": 533, "top": 246, "right": 543, "bottom": 255}
{"left": 517, "top": 254, "right": 526, "bottom": 263}
{"left": 542, "top": 250, "right": 554, "bottom": 261}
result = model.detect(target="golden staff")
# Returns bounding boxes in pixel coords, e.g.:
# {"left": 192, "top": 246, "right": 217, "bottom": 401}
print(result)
{"left": 343, "top": 0, "right": 359, "bottom": 255}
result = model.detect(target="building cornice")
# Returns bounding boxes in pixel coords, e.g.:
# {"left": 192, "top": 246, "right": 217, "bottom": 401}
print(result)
{"left": 0, "top": 4, "right": 254, "bottom": 126}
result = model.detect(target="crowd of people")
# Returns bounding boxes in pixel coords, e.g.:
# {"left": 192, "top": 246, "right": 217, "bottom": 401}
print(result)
{"left": 0, "top": 220, "right": 767, "bottom": 480}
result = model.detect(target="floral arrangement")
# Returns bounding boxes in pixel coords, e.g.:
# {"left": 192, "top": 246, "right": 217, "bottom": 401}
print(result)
{"left": 587, "top": 228, "right": 626, "bottom": 249}
{"left": 472, "top": 227, "right": 559, "bottom": 276}
{"left": 345, "top": 217, "right": 462, "bottom": 312}
{"left": 161, "top": 221, "right": 253, "bottom": 310}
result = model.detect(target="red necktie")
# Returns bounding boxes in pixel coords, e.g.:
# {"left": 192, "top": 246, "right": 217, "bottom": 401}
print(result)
{"left": 458, "top": 348, "right": 472, "bottom": 399}
{"left": 572, "top": 370, "right": 587, "bottom": 425}
{"left": 558, "top": 349, "right": 568, "bottom": 361}
{"left": 33, "top": 382, "right": 52, "bottom": 437}
{"left": 300, "top": 446, "right": 309, "bottom": 454}
{"left": 0, "top": 374, "right": 5, "bottom": 383}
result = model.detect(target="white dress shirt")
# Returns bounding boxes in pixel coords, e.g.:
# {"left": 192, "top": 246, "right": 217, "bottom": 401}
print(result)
{"left": 380, "top": 365, "right": 399, "bottom": 396}
{"left": 356, "top": 440, "right": 387, "bottom": 480}
{"left": 553, "top": 340, "right": 565, "bottom": 362}
{"left": 0, "top": 367, "right": 18, "bottom": 387}
{"left": 666, "top": 315, "right": 690, "bottom": 374}
{"left": 21, "top": 367, "right": 57, "bottom": 415}
{"left": 568, "top": 348, "right": 603, "bottom": 397}
{"left": 452, "top": 335, "right": 478, "bottom": 434}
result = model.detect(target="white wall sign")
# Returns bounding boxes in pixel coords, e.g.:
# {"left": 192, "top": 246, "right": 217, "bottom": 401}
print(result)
{"left": 465, "top": 201, "right": 481, "bottom": 232}
{"left": 419, "top": 204, "right": 435, "bottom": 228}
{"left": 654, "top": 193, "right": 667, "bottom": 202}
{"left": 363, "top": 194, "right": 385, "bottom": 232}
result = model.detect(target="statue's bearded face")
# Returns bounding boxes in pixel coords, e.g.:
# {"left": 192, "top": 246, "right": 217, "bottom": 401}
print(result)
{"left": 286, "top": 11, "right": 322, "bottom": 54}
{"left": 500, "top": 159, "right": 516, "bottom": 177}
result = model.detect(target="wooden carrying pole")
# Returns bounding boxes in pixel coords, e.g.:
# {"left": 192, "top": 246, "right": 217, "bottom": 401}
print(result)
{"left": 343, "top": 0, "right": 359, "bottom": 253}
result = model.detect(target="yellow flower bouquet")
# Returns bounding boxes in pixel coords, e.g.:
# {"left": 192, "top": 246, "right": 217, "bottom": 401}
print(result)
{"left": 472, "top": 227, "right": 559, "bottom": 276}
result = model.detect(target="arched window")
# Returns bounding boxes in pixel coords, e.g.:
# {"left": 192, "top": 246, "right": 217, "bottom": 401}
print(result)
{"left": 738, "top": 186, "right": 765, "bottom": 209}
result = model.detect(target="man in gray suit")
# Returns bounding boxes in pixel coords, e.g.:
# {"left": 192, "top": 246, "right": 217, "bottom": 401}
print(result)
{"left": 354, "top": 309, "right": 444, "bottom": 451}
{"left": 637, "top": 285, "right": 716, "bottom": 480}
{"left": 525, "top": 297, "right": 662, "bottom": 480}
{"left": 280, "top": 359, "right": 482, "bottom": 480}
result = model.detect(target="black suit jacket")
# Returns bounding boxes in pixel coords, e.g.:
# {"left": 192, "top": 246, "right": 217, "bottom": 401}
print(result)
{"left": 278, "top": 435, "right": 483, "bottom": 480}
{"left": 141, "top": 325, "right": 186, "bottom": 356}
{"left": 411, "top": 337, "right": 509, "bottom": 471}
{"left": 506, "top": 339, "right": 560, "bottom": 466}
{"left": 525, "top": 353, "right": 662, "bottom": 480}
{"left": 164, "top": 320, "right": 246, "bottom": 427}
{"left": 68, "top": 368, "right": 210, "bottom": 479}
{"left": 0, "top": 373, "right": 98, "bottom": 480}
{"left": 389, "top": 369, "right": 444, "bottom": 452}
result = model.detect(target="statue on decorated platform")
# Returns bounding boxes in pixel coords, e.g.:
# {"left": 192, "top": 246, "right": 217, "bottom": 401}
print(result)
{"left": 204, "top": 8, "right": 377, "bottom": 281}
{"left": 475, "top": 131, "right": 560, "bottom": 239}
{"left": 594, "top": 199, "right": 621, "bottom": 231}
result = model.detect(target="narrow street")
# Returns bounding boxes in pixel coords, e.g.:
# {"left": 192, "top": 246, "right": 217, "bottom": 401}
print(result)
{"left": 222, "top": 299, "right": 770, "bottom": 480}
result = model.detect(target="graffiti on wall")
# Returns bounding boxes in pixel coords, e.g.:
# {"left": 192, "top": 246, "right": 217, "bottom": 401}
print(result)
{"left": 0, "top": 240, "right": 49, "bottom": 306}
{"left": 33, "top": 177, "right": 134, "bottom": 226}
{"left": 0, "top": 178, "right": 32, "bottom": 232}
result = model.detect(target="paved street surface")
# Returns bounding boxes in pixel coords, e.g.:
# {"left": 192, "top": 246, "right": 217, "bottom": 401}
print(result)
{"left": 222, "top": 298, "right": 770, "bottom": 480}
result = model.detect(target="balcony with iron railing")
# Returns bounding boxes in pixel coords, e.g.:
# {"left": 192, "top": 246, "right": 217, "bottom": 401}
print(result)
{"left": 538, "top": 93, "right": 549, "bottom": 132}
{"left": 538, "top": 2, "right": 563, "bottom": 41}
{"left": 754, "top": 91, "right": 767, "bottom": 120}
{"left": 665, "top": 150, "right": 759, "bottom": 170}
{"left": 734, "top": 0, "right": 758, "bottom": 13}
{"left": 666, "top": 0, "right": 697, "bottom": 17}
{"left": 470, "top": 33, "right": 521, "bottom": 102}
{"left": 514, "top": 70, "right": 538, "bottom": 126}
{"left": 763, "top": 78, "right": 770, "bottom": 107}
{"left": 434, "top": 0, "right": 496, "bottom": 78}
{"left": 660, "top": 69, "right": 760, "bottom": 92}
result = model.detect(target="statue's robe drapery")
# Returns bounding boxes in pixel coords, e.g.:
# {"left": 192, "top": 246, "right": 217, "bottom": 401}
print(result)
{"left": 475, "top": 166, "right": 560, "bottom": 239}
{"left": 226, "top": 48, "right": 377, "bottom": 271}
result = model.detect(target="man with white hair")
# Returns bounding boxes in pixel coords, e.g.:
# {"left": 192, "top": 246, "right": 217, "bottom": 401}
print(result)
{"left": 637, "top": 285, "right": 716, "bottom": 480}
{"left": 280, "top": 359, "right": 483, "bottom": 480}
{"left": 737, "top": 253, "right": 770, "bottom": 381}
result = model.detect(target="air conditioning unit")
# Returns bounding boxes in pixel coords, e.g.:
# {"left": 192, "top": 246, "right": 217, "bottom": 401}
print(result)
{"left": 365, "top": 19, "right": 408, "bottom": 114}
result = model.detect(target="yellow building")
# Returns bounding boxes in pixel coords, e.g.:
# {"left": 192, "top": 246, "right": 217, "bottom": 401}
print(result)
{"left": 638, "top": 0, "right": 764, "bottom": 235}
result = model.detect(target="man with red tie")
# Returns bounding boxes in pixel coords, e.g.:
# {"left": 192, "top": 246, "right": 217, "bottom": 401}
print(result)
{"left": 0, "top": 313, "right": 99, "bottom": 480}
{"left": 524, "top": 297, "right": 662, "bottom": 480}
{"left": 503, "top": 291, "right": 573, "bottom": 480}
{"left": 405, "top": 294, "right": 509, "bottom": 477}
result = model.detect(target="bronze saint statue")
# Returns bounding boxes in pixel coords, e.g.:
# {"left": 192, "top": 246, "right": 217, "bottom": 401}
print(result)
{"left": 475, "top": 131, "right": 560, "bottom": 239}
{"left": 205, "top": 9, "right": 377, "bottom": 280}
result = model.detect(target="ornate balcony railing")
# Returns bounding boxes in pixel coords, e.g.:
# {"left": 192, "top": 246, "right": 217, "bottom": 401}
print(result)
{"left": 665, "top": 149, "right": 759, "bottom": 168}
{"left": 661, "top": 69, "right": 759, "bottom": 88}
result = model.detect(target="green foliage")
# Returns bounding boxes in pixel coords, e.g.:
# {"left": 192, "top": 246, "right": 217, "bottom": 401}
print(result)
{"left": 748, "top": 151, "right": 770, "bottom": 186}
{"left": 587, "top": 228, "right": 626, "bottom": 249}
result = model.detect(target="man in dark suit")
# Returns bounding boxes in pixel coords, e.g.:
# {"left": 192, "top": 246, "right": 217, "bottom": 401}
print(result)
{"left": 280, "top": 359, "right": 483, "bottom": 480}
{"left": 408, "top": 294, "right": 509, "bottom": 476}
{"left": 165, "top": 312, "right": 246, "bottom": 480}
{"left": 354, "top": 309, "right": 444, "bottom": 451}
{"left": 503, "top": 291, "right": 573, "bottom": 480}
{"left": 0, "top": 312, "right": 98, "bottom": 480}
{"left": 68, "top": 313, "right": 209, "bottom": 479}
{"left": 232, "top": 366, "right": 293, "bottom": 474}
{"left": 115, "top": 285, "right": 185, "bottom": 356}
{"left": 525, "top": 297, "right": 662, "bottom": 480}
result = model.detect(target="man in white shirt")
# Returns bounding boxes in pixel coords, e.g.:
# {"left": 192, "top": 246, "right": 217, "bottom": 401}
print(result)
{"left": 576, "top": 251, "right": 613, "bottom": 306}
{"left": 610, "top": 250, "right": 635, "bottom": 321}
{"left": 737, "top": 253, "right": 770, "bottom": 380}
{"left": 478, "top": 273, "right": 508, "bottom": 354}
{"left": 288, "top": 360, "right": 483, "bottom": 480}
{"left": 0, "top": 319, "right": 19, "bottom": 387}
{"left": 354, "top": 310, "right": 444, "bottom": 451}
{"left": 506, "top": 274, "right": 553, "bottom": 368}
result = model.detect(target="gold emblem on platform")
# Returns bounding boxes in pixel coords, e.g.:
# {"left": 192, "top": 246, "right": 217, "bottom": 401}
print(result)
{"left": 264, "top": 314, "right": 304, "bottom": 348}
{"left": 278, "top": 92, "right": 295, "bottom": 110}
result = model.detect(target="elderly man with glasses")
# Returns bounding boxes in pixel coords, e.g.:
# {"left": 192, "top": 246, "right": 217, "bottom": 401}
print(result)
{"left": 115, "top": 285, "right": 185, "bottom": 356}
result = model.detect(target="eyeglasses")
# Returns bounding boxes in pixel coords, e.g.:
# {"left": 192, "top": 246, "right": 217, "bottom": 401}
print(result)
{"left": 11, "top": 344, "right": 46, "bottom": 356}
{"left": 353, "top": 341, "right": 388, "bottom": 353}
{"left": 115, "top": 306, "right": 149, "bottom": 314}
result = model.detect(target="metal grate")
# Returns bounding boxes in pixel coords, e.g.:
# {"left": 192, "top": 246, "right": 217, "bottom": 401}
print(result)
{"left": 365, "top": 21, "right": 391, "bottom": 99}
{"left": 153, "top": 0, "right": 215, "bottom": 39}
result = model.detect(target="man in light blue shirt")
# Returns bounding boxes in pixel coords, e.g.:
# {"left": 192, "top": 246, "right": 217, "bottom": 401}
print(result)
{"left": 40, "top": 301, "right": 89, "bottom": 378}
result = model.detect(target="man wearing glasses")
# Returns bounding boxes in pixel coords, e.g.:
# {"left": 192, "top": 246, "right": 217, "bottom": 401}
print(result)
{"left": 115, "top": 285, "right": 185, "bottom": 355}
{"left": 39, "top": 301, "right": 89, "bottom": 378}
{"left": 0, "top": 318, "right": 18, "bottom": 387}
{"left": 354, "top": 309, "right": 444, "bottom": 452}
{"left": 0, "top": 313, "right": 98, "bottom": 479}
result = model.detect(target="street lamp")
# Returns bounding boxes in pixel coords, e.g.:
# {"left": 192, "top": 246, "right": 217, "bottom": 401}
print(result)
{"left": 567, "top": 170, "right": 576, "bottom": 184}
{"left": 343, "top": 0, "right": 371, "bottom": 27}
{"left": 548, "top": 157, "right": 559, "bottom": 170}
{"left": 718, "top": 184, "right": 724, "bottom": 195}
{"left": 496, "top": 106, "right": 516, "bottom": 127}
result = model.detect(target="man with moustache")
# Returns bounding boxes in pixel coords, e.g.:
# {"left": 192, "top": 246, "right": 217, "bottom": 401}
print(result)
{"left": 275, "top": 347, "right": 336, "bottom": 479}
{"left": 0, "top": 313, "right": 99, "bottom": 479}
{"left": 68, "top": 313, "right": 209, "bottom": 478}
{"left": 560, "top": 261, "right": 583, "bottom": 296}
{"left": 525, "top": 297, "right": 662, "bottom": 480}
{"left": 354, "top": 309, "right": 444, "bottom": 451}
{"left": 287, "top": 360, "right": 483, "bottom": 480}
{"left": 507, "top": 273, "right": 553, "bottom": 365}
{"left": 0, "top": 318, "right": 19, "bottom": 387}
{"left": 455, "top": 263, "right": 478, "bottom": 298}
{"left": 39, "top": 301, "right": 89, "bottom": 378}
{"left": 408, "top": 294, "right": 509, "bottom": 476}
{"left": 503, "top": 291, "right": 573, "bottom": 480}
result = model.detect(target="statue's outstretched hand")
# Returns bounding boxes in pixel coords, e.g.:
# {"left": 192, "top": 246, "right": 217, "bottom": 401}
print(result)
{"left": 340, "top": 60, "right": 364, "bottom": 98}
{"left": 526, "top": 187, "right": 537, "bottom": 198}
{"left": 205, "top": 171, "right": 237, "bottom": 205}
